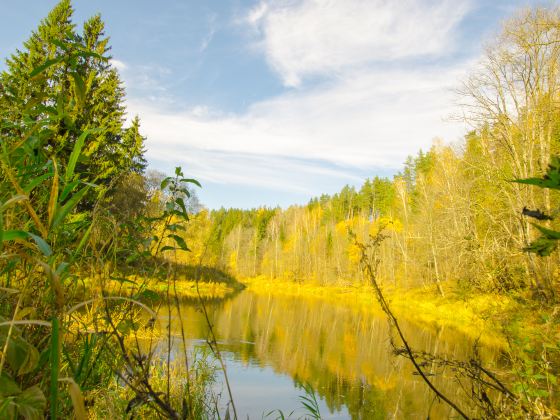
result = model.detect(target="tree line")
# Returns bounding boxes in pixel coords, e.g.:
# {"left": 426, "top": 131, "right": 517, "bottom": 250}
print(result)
{"left": 179, "top": 8, "right": 560, "bottom": 299}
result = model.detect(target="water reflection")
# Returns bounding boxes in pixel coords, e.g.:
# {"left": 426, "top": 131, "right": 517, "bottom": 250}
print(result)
{"left": 156, "top": 290, "right": 500, "bottom": 419}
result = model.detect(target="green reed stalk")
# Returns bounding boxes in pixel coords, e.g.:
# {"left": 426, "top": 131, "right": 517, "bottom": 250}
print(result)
{"left": 50, "top": 317, "right": 60, "bottom": 420}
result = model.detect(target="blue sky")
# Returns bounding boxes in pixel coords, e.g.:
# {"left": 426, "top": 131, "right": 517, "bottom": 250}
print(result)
{"left": 0, "top": 0, "right": 547, "bottom": 209}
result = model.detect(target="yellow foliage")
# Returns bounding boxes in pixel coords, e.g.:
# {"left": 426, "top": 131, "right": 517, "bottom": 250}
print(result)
{"left": 228, "top": 251, "right": 238, "bottom": 273}
{"left": 347, "top": 243, "right": 362, "bottom": 264}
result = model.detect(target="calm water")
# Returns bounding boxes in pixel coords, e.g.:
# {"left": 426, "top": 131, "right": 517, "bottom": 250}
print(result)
{"left": 155, "top": 290, "right": 501, "bottom": 419}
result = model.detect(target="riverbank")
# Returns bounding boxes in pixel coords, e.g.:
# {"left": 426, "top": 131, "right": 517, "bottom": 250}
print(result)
{"left": 80, "top": 275, "right": 241, "bottom": 301}
{"left": 241, "top": 276, "right": 557, "bottom": 350}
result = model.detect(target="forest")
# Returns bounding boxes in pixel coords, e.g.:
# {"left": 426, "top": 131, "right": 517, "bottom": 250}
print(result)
{"left": 0, "top": 1, "right": 559, "bottom": 419}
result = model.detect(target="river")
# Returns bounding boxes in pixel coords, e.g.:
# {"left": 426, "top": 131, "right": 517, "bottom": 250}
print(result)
{"left": 154, "top": 288, "right": 501, "bottom": 419}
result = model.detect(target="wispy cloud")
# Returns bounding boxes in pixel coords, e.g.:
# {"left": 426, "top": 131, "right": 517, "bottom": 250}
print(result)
{"left": 117, "top": 0, "right": 474, "bottom": 203}
{"left": 127, "top": 63, "right": 468, "bottom": 175}
{"left": 246, "top": 0, "right": 472, "bottom": 86}
{"left": 199, "top": 14, "right": 217, "bottom": 52}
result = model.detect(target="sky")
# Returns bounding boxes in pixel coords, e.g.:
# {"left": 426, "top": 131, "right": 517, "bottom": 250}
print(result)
{"left": 0, "top": 0, "right": 549, "bottom": 209}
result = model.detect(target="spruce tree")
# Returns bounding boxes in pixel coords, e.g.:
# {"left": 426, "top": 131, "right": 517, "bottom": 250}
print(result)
{"left": 0, "top": 0, "right": 146, "bottom": 195}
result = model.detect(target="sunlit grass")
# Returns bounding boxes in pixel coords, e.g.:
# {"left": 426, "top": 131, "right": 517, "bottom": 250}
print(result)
{"left": 243, "top": 276, "right": 511, "bottom": 348}
{"left": 80, "top": 276, "right": 235, "bottom": 301}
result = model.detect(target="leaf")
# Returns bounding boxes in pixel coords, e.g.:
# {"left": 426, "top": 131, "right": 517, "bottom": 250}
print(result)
{"left": 175, "top": 197, "right": 188, "bottom": 219}
{"left": 526, "top": 239, "right": 557, "bottom": 256}
{"left": 1, "top": 231, "right": 51, "bottom": 257}
{"left": 65, "top": 131, "right": 91, "bottom": 182}
{"left": 27, "top": 233, "right": 52, "bottom": 257}
{"left": 133, "top": 289, "right": 159, "bottom": 301}
{"left": 160, "top": 177, "right": 172, "bottom": 190}
{"left": 1, "top": 195, "right": 28, "bottom": 211}
{"left": 532, "top": 223, "right": 560, "bottom": 240}
{"left": 51, "top": 39, "right": 69, "bottom": 52}
{"left": 59, "top": 378, "right": 86, "bottom": 420}
{"left": 48, "top": 159, "right": 59, "bottom": 227}
{"left": 4, "top": 335, "right": 40, "bottom": 375}
{"left": 76, "top": 50, "right": 103, "bottom": 60}
{"left": 513, "top": 177, "right": 560, "bottom": 190}
{"left": 0, "top": 396, "right": 15, "bottom": 419}
{"left": 13, "top": 385, "right": 46, "bottom": 420}
{"left": 181, "top": 178, "right": 202, "bottom": 188}
{"left": 166, "top": 223, "right": 186, "bottom": 232}
{"left": 71, "top": 223, "right": 93, "bottom": 262}
{"left": 0, "top": 373, "right": 21, "bottom": 397}
{"left": 168, "top": 234, "right": 189, "bottom": 251}
{"left": 52, "top": 186, "right": 90, "bottom": 228}
{"left": 514, "top": 157, "right": 560, "bottom": 190}
{"left": 70, "top": 72, "right": 86, "bottom": 106}
{"left": 59, "top": 180, "right": 80, "bottom": 202}
{"left": 22, "top": 173, "right": 51, "bottom": 193}
{"left": 29, "top": 57, "right": 64, "bottom": 77}
{"left": 1, "top": 230, "right": 28, "bottom": 241}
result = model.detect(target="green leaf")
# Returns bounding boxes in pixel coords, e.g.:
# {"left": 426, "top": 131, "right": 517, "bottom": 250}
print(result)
{"left": 27, "top": 233, "right": 52, "bottom": 257}
{"left": 71, "top": 223, "right": 93, "bottom": 262}
{"left": 532, "top": 223, "right": 560, "bottom": 240}
{"left": 29, "top": 57, "right": 64, "bottom": 77}
{"left": 525, "top": 237, "right": 557, "bottom": 256}
{"left": 70, "top": 72, "right": 86, "bottom": 105}
{"left": 168, "top": 234, "right": 189, "bottom": 251}
{"left": 52, "top": 186, "right": 90, "bottom": 228}
{"left": 1, "top": 230, "right": 28, "bottom": 241}
{"left": 76, "top": 50, "right": 103, "bottom": 60}
{"left": 0, "top": 373, "right": 21, "bottom": 397}
{"left": 4, "top": 335, "right": 40, "bottom": 375}
{"left": 59, "top": 180, "right": 80, "bottom": 202}
{"left": 14, "top": 386, "right": 46, "bottom": 420}
{"left": 22, "top": 174, "right": 51, "bottom": 193}
{"left": 1, "top": 231, "right": 51, "bottom": 256}
{"left": 65, "top": 131, "right": 91, "bottom": 182}
{"left": 181, "top": 178, "right": 202, "bottom": 188}
{"left": 160, "top": 177, "right": 172, "bottom": 190}
{"left": 134, "top": 289, "right": 159, "bottom": 301}
{"left": 51, "top": 39, "right": 69, "bottom": 52}
{"left": 175, "top": 197, "right": 188, "bottom": 219}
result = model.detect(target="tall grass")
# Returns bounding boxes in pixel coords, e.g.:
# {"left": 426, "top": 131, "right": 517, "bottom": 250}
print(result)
{"left": 0, "top": 36, "right": 225, "bottom": 419}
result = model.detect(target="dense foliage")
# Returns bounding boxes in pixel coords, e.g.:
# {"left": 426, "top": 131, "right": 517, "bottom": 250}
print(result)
{"left": 0, "top": 2, "right": 212, "bottom": 418}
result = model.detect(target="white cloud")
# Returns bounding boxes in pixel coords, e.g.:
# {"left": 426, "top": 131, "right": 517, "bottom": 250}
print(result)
{"left": 246, "top": 0, "right": 472, "bottom": 86}
{"left": 110, "top": 58, "right": 127, "bottom": 71}
{"left": 117, "top": 0, "right": 474, "bottom": 202}
{"left": 147, "top": 147, "right": 362, "bottom": 193}
{"left": 128, "top": 63, "right": 469, "bottom": 183}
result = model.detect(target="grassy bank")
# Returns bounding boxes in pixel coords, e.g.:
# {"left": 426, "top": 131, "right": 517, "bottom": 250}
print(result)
{"left": 81, "top": 275, "right": 242, "bottom": 301}
{"left": 241, "top": 276, "right": 555, "bottom": 350}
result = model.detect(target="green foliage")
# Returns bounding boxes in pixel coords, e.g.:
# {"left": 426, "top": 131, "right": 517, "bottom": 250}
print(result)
{"left": 0, "top": 3, "right": 207, "bottom": 418}
{"left": 0, "top": 0, "right": 147, "bottom": 208}
{"left": 516, "top": 156, "right": 560, "bottom": 256}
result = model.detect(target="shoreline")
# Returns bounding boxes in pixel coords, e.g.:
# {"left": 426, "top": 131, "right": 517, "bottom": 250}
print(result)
{"left": 240, "top": 276, "right": 516, "bottom": 349}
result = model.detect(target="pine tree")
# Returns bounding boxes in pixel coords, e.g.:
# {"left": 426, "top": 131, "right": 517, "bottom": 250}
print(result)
{"left": 122, "top": 116, "right": 148, "bottom": 174}
{"left": 0, "top": 0, "right": 146, "bottom": 195}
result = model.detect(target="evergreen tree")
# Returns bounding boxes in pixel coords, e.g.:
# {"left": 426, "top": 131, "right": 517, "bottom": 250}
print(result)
{"left": 122, "top": 116, "right": 148, "bottom": 174}
{"left": 0, "top": 0, "right": 146, "bottom": 195}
